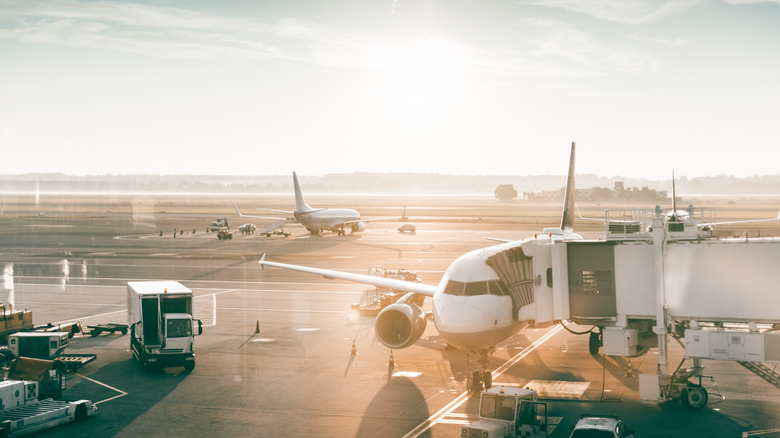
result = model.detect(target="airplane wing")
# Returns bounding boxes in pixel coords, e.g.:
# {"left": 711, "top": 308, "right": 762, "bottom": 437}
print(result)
{"left": 485, "top": 237, "right": 513, "bottom": 243}
{"left": 577, "top": 207, "right": 608, "bottom": 222}
{"left": 258, "top": 255, "right": 437, "bottom": 297}
{"left": 257, "top": 219, "right": 295, "bottom": 235}
{"left": 341, "top": 216, "right": 401, "bottom": 225}
{"left": 700, "top": 210, "right": 780, "bottom": 228}
{"left": 235, "top": 204, "right": 297, "bottom": 221}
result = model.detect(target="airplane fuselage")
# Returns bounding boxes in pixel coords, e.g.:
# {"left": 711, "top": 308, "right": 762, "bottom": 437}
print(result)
{"left": 428, "top": 230, "right": 580, "bottom": 353}
{"left": 294, "top": 208, "right": 362, "bottom": 234}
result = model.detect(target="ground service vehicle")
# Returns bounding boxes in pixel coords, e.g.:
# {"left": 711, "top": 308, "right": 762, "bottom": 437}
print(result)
{"left": 461, "top": 386, "right": 548, "bottom": 438}
{"left": 7, "top": 332, "right": 96, "bottom": 371}
{"left": 209, "top": 217, "right": 228, "bottom": 232}
{"left": 127, "top": 281, "right": 202, "bottom": 372}
{"left": 0, "top": 305, "right": 33, "bottom": 343}
{"left": 8, "top": 332, "right": 69, "bottom": 359}
{"left": 397, "top": 223, "right": 416, "bottom": 233}
{"left": 0, "top": 380, "right": 96, "bottom": 436}
{"left": 569, "top": 415, "right": 634, "bottom": 438}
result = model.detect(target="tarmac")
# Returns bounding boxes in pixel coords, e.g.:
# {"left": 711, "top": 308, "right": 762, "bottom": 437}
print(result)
{"left": 0, "top": 194, "right": 779, "bottom": 437}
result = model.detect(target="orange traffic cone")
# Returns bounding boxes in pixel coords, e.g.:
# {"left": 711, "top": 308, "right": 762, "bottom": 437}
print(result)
{"left": 351, "top": 339, "right": 357, "bottom": 355}
{"left": 625, "top": 360, "right": 634, "bottom": 378}
{"left": 255, "top": 320, "right": 260, "bottom": 334}
{"left": 388, "top": 350, "right": 395, "bottom": 367}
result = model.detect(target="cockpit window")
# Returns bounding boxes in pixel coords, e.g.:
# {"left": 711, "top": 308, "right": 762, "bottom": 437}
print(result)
{"left": 488, "top": 280, "right": 507, "bottom": 296}
{"left": 463, "top": 282, "right": 486, "bottom": 296}
{"left": 443, "top": 280, "right": 508, "bottom": 296}
{"left": 443, "top": 280, "right": 465, "bottom": 296}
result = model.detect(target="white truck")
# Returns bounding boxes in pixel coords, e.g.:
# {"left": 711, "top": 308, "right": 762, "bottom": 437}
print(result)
{"left": 461, "top": 386, "right": 549, "bottom": 438}
{"left": 0, "top": 380, "right": 97, "bottom": 437}
{"left": 127, "top": 281, "right": 202, "bottom": 372}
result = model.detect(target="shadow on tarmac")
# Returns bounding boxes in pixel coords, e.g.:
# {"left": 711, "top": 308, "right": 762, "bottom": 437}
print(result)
{"left": 356, "top": 376, "right": 430, "bottom": 438}
{"left": 33, "top": 358, "right": 189, "bottom": 437}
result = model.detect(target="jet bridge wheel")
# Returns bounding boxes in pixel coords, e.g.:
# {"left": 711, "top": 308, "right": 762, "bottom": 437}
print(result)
{"left": 588, "top": 330, "right": 602, "bottom": 355}
{"left": 483, "top": 371, "right": 492, "bottom": 390}
{"left": 681, "top": 383, "right": 708, "bottom": 410}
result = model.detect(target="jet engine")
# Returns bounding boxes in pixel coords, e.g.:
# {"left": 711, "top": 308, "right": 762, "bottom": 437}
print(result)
{"left": 351, "top": 222, "right": 366, "bottom": 233}
{"left": 375, "top": 302, "right": 427, "bottom": 349}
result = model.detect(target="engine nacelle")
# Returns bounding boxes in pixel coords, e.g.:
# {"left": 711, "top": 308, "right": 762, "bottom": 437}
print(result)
{"left": 375, "top": 302, "right": 427, "bottom": 349}
{"left": 351, "top": 222, "right": 366, "bottom": 232}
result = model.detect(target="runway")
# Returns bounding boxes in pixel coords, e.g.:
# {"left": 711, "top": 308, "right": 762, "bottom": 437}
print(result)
{"left": 1, "top": 194, "right": 779, "bottom": 437}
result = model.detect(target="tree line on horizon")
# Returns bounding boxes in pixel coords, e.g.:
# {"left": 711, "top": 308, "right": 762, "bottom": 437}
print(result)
{"left": 2, "top": 172, "right": 780, "bottom": 195}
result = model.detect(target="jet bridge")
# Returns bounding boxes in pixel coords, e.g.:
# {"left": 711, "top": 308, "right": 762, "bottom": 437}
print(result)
{"left": 539, "top": 206, "right": 780, "bottom": 408}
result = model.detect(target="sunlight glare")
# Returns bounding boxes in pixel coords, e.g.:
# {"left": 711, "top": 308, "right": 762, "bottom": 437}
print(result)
{"left": 379, "top": 42, "right": 461, "bottom": 125}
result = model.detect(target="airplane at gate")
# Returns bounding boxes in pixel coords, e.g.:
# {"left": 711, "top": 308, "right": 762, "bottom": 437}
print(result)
{"left": 259, "top": 142, "right": 581, "bottom": 391}
{"left": 236, "top": 172, "right": 391, "bottom": 236}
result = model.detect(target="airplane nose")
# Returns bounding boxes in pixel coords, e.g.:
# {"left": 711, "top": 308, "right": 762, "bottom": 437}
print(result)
{"left": 436, "top": 301, "right": 486, "bottom": 333}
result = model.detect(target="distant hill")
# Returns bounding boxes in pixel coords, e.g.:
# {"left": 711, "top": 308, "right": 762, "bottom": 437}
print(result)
{"left": 2, "top": 172, "right": 780, "bottom": 195}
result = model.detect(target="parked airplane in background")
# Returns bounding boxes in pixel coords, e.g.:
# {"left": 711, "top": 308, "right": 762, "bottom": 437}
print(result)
{"left": 236, "top": 172, "right": 392, "bottom": 236}
{"left": 259, "top": 143, "right": 581, "bottom": 392}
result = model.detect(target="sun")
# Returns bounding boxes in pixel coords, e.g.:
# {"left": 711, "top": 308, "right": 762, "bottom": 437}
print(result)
{"left": 378, "top": 42, "right": 461, "bottom": 125}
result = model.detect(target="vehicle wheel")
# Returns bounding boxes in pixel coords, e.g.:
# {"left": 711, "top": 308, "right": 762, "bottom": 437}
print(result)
{"left": 91, "top": 330, "right": 99, "bottom": 337}
{"left": 142, "top": 360, "right": 153, "bottom": 373}
{"left": 589, "top": 331, "right": 601, "bottom": 355}
{"left": 75, "top": 403, "right": 88, "bottom": 422}
{"left": 681, "top": 384, "right": 708, "bottom": 410}
{"left": 483, "top": 371, "right": 492, "bottom": 390}
{"left": 121, "top": 328, "right": 128, "bottom": 335}
{"left": 185, "top": 362, "right": 195, "bottom": 372}
{"left": 472, "top": 371, "right": 483, "bottom": 392}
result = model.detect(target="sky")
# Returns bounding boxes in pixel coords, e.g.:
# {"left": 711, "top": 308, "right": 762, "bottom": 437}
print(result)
{"left": 1, "top": 0, "right": 779, "bottom": 179}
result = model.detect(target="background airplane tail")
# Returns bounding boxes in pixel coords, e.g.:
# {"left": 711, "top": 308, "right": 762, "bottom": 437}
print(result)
{"left": 292, "top": 172, "right": 313, "bottom": 212}
{"left": 560, "top": 142, "right": 576, "bottom": 232}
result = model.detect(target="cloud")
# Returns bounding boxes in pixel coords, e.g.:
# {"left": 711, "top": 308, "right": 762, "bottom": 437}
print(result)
{"left": 489, "top": 17, "right": 661, "bottom": 78}
{"left": 0, "top": 0, "right": 286, "bottom": 59}
{"left": 0, "top": 0, "right": 231, "bottom": 29}
{"left": 0, "top": 0, "right": 660, "bottom": 80}
{"left": 723, "top": 0, "right": 780, "bottom": 4}
{"left": 520, "top": 0, "right": 706, "bottom": 24}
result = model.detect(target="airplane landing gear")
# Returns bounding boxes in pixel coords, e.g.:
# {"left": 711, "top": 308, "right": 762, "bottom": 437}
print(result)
{"left": 467, "top": 349, "right": 494, "bottom": 394}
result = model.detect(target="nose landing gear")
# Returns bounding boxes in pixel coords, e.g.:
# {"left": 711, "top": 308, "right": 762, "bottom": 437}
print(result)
{"left": 467, "top": 348, "right": 494, "bottom": 393}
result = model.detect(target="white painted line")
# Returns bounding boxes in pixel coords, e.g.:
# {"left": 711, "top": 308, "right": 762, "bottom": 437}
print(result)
{"left": 220, "top": 307, "right": 345, "bottom": 314}
{"left": 212, "top": 293, "right": 217, "bottom": 326}
{"left": 744, "top": 428, "right": 780, "bottom": 437}
{"left": 402, "top": 325, "right": 563, "bottom": 438}
{"left": 74, "top": 372, "right": 128, "bottom": 405}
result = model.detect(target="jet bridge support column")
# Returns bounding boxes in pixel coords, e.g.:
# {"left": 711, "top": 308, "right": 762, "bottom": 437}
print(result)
{"left": 652, "top": 211, "right": 669, "bottom": 376}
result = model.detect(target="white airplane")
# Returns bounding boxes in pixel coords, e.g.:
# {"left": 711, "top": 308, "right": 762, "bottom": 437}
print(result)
{"left": 259, "top": 143, "right": 581, "bottom": 391}
{"left": 235, "top": 172, "right": 391, "bottom": 236}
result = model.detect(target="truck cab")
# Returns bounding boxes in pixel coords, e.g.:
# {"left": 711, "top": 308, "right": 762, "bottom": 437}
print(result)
{"left": 462, "top": 386, "right": 548, "bottom": 438}
{"left": 163, "top": 313, "right": 199, "bottom": 350}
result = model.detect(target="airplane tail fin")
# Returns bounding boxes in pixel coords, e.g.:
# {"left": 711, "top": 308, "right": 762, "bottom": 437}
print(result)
{"left": 292, "top": 172, "right": 313, "bottom": 212}
{"left": 560, "top": 142, "right": 576, "bottom": 233}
